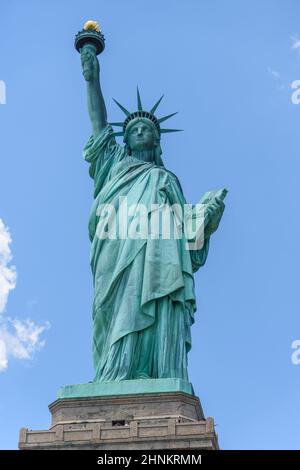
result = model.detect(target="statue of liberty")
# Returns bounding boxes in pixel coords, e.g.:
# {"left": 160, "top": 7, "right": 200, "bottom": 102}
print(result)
{"left": 79, "top": 22, "right": 226, "bottom": 384}
{"left": 17, "top": 21, "right": 227, "bottom": 451}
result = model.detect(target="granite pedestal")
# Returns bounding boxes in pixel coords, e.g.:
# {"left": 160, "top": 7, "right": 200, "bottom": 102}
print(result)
{"left": 19, "top": 379, "right": 219, "bottom": 450}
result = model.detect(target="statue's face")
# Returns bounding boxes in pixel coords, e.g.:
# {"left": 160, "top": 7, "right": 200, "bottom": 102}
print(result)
{"left": 127, "top": 121, "right": 156, "bottom": 152}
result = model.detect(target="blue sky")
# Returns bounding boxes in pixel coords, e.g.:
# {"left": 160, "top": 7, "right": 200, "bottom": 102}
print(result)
{"left": 1, "top": 0, "right": 300, "bottom": 450}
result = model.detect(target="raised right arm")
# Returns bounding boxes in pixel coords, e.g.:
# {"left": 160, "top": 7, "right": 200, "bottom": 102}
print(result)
{"left": 81, "top": 44, "right": 107, "bottom": 138}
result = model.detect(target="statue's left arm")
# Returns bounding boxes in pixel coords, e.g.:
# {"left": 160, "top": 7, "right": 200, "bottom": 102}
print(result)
{"left": 204, "top": 198, "right": 225, "bottom": 239}
{"left": 190, "top": 197, "right": 225, "bottom": 273}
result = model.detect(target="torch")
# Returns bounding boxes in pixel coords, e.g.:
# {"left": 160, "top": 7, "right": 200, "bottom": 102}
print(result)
{"left": 74, "top": 20, "right": 105, "bottom": 55}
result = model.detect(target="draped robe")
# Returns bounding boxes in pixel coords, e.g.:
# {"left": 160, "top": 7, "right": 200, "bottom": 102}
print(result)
{"left": 84, "top": 125, "right": 210, "bottom": 382}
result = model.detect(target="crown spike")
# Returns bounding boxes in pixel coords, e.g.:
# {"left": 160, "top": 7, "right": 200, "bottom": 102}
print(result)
{"left": 150, "top": 95, "right": 164, "bottom": 114}
{"left": 113, "top": 99, "right": 131, "bottom": 116}
{"left": 137, "top": 87, "right": 143, "bottom": 111}
{"left": 158, "top": 112, "right": 178, "bottom": 124}
{"left": 160, "top": 129, "right": 183, "bottom": 134}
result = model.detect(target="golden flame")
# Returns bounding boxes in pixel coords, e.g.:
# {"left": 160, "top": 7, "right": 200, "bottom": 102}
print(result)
{"left": 83, "top": 20, "right": 100, "bottom": 32}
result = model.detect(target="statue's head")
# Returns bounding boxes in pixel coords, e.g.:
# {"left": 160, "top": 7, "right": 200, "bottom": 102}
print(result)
{"left": 124, "top": 118, "right": 159, "bottom": 154}
{"left": 111, "top": 88, "right": 181, "bottom": 165}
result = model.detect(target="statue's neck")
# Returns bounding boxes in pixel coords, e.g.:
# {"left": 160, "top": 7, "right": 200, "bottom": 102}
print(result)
{"left": 131, "top": 149, "right": 154, "bottom": 163}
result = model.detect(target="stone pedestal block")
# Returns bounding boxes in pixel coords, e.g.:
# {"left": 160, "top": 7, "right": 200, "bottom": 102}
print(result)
{"left": 19, "top": 381, "right": 219, "bottom": 450}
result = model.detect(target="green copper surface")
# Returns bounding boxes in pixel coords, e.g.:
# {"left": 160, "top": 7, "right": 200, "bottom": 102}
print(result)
{"left": 76, "top": 33, "right": 227, "bottom": 391}
{"left": 57, "top": 378, "right": 194, "bottom": 399}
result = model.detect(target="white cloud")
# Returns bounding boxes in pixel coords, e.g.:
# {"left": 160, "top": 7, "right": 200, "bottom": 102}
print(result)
{"left": 0, "top": 219, "right": 16, "bottom": 313}
{"left": 0, "top": 218, "right": 49, "bottom": 372}
{"left": 291, "top": 34, "right": 300, "bottom": 53}
{"left": 0, "top": 339, "right": 8, "bottom": 370}
{"left": 0, "top": 318, "right": 50, "bottom": 369}
{"left": 267, "top": 67, "right": 285, "bottom": 91}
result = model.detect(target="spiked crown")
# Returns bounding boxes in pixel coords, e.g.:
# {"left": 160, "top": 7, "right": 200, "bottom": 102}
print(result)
{"left": 110, "top": 88, "right": 181, "bottom": 137}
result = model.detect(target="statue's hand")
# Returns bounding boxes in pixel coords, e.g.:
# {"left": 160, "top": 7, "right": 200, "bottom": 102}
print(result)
{"left": 80, "top": 45, "right": 99, "bottom": 82}
{"left": 205, "top": 198, "right": 225, "bottom": 238}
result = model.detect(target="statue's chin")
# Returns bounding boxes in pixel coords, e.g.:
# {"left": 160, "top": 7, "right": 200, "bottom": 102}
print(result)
{"left": 132, "top": 145, "right": 145, "bottom": 151}
{"left": 132, "top": 142, "right": 153, "bottom": 152}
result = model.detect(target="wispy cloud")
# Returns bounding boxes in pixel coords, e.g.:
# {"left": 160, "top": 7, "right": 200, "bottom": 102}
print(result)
{"left": 291, "top": 34, "right": 300, "bottom": 53}
{"left": 0, "top": 219, "right": 49, "bottom": 372}
{"left": 267, "top": 67, "right": 285, "bottom": 90}
{"left": 267, "top": 67, "right": 280, "bottom": 80}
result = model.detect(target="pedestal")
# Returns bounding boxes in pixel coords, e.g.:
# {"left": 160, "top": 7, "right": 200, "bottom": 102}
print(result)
{"left": 19, "top": 379, "right": 219, "bottom": 450}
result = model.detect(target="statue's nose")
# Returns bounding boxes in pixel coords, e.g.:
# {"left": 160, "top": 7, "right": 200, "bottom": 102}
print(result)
{"left": 137, "top": 127, "right": 143, "bottom": 135}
